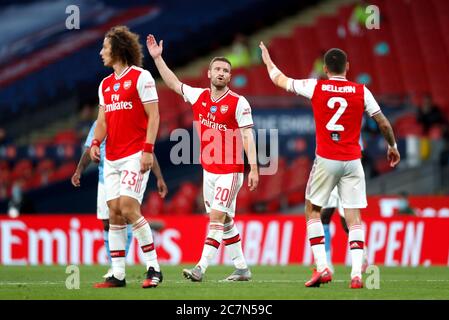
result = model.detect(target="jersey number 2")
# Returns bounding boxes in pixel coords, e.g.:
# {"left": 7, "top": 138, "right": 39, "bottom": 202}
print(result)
{"left": 326, "top": 97, "right": 348, "bottom": 131}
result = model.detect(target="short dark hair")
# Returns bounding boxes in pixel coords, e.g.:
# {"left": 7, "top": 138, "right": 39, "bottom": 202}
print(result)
{"left": 324, "top": 48, "right": 347, "bottom": 74}
{"left": 106, "top": 26, "right": 143, "bottom": 67}
{"left": 209, "top": 57, "right": 232, "bottom": 70}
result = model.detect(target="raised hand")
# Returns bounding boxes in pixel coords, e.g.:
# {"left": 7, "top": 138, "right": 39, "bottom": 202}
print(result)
{"left": 259, "top": 41, "right": 274, "bottom": 68}
{"left": 146, "top": 34, "right": 163, "bottom": 59}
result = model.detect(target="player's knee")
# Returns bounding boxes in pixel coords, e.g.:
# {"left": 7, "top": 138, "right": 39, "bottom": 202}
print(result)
{"left": 119, "top": 200, "right": 140, "bottom": 222}
{"left": 119, "top": 203, "right": 134, "bottom": 218}
{"left": 209, "top": 210, "right": 226, "bottom": 223}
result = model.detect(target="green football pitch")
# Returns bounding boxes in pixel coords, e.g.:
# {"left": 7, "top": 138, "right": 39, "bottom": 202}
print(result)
{"left": 1, "top": 265, "right": 448, "bottom": 300}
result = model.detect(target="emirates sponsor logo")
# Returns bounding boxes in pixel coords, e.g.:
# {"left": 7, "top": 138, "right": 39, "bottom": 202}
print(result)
{"left": 105, "top": 101, "right": 133, "bottom": 112}
{"left": 199, "top": 114, "right": 227, "bottom": 131}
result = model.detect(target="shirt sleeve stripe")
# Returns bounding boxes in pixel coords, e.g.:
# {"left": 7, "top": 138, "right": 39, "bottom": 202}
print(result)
{"left": 370, "top": 110, "right": 381, "bottom": 117}
{"left": 142, "top": 99, "right": 159, "bottom": 104}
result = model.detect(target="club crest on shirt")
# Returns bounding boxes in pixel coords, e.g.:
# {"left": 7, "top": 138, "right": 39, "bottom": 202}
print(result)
{"left": 220, "top": 105, "right": 229, "bottom": 114}
{"left": 331, "top": 132, "right": 340, "bottom": 141}
{"left": 210, "top": 106, "right": 217, "bottom": 113}
{"left": 124, "top": 80, "right": 132, "bottom": 90}
{"left": 113, "top": 83, "right": 120, "bottom": 91}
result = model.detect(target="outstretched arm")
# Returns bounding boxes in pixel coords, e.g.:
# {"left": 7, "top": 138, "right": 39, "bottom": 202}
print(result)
{"left": 140, "top": 102, "right": 160, "bottom": 174}
{"left": 259, "top": 41, "right": 290, "bottom": 91}
{"left": 90, "top": 106, "right": 106, "bottom": 163}
{"left": 372, "top": 112, "right": 400, "bottom": 167}
{"left": 147, "top": 34, "right": 183, "bottom": 96}
{"left": 241, "top": 127, "right": 259, "bottom": 191}
{"left": 151, "top": 153, "right": 168, "bottom": 198}
{"left": 71, "top": 148, "right": 91, "bottom": 187}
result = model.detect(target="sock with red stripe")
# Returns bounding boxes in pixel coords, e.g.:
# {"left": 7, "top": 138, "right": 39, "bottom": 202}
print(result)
{"left": 349, "top": 224, "right": 364, "bottom": 279}
{"left": 307, "top": 218, "right": 328, "bottom": 272}
{"left": 109, "top": 224, "right": 127, "bottom": 280}
{"left": 223, "top": 220, "right": 247, "bottom": 269}
{"left": 132, "top": 217, "right": 160, "bottom": 272}
{"left": 198, "top": 222, "right": 224, "bottom": 273}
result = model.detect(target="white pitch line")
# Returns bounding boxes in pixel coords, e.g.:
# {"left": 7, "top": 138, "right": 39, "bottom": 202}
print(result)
{"left": 2, "top": 279, "right": 449, "bottom": 286}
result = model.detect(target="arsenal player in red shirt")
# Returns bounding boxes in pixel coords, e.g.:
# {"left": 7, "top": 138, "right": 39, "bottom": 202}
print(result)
{"left": 260, "top": 42, "right": 400, "bottom": 289}
{"left": 91, "top": 26, "right": 163, "bottom": 289}
{"left": 147, "top": 34, "right": 259, "bottom": 282}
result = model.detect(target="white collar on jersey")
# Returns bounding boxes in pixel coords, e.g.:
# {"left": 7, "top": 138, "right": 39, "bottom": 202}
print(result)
{"left": 329, "top": 76, "right": 347, "bottom": 81}
{"left": 114, "top": 66, "right": 132, "bottom": 80}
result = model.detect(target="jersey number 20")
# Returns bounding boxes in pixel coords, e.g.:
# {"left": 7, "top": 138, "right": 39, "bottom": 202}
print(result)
{"left": 326, "top": 97, "right": 348, "bottom": 131}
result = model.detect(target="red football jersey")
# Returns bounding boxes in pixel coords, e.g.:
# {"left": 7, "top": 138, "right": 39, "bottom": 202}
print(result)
{"left": 290, "top": 76, "right": 381, "bottom": 161}
{"left": 98, "top": 66, "right": 158, "bottom": 161}
{"left": 182, "top": 84, "right": 254, "bottom": 174}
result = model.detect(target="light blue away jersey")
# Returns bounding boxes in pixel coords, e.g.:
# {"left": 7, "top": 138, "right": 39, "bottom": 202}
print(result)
{"left": 84, "top": 121, "right": 106, "bottom": 184}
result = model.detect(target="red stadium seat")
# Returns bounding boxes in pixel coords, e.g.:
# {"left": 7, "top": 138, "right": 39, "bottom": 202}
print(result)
{"left": 248, "top": 65, "right": 285, "bottom": 96}
{"left": 374, "top": 158, "right": 394, "bottom": 175}
{"left": 230, "top": 67, "right": 255, "bottom": 96}
{"left": 53, "top": 130, "right": 79, "bottom": 145}
{"left": 142, "top": 191, "right": 165, "bottom": 215}
{"left": 36, "top": 158, "right": 56, "bottom": 174}
{"left": 291, "top": 26, "right": 322, "bottom": 77}
{"left": 409, "top": 0, "right": 449, "bottom": 108}
{"left": 315, "top": 16, "right": 346, "bottom": 51}
{"left": 0, "top": 168, "right": 11, "bottom": 187}
{"left": 394, "top": 113, "right": 424, "bottom": 138}
{"left": 178, "top": 182, "right": 199, "bottom": 202}
{"left": 49, "top": 161, "right": 77, "bottom": 182}
{"left": 385, "top": 0, "right": 430, "bottom": 97}
{"left": 0, "top": 160, "right": 10, "bottom": 171}
{"left": 268, "top": 36, "right": 302, "bottom": 77}
{"left": 170, "top": 194, "right": 195, "bottom": 215}
{"left": 11, "top": 159, "right": 33, "bottom": 181}
{"left": 236, "top": 181, "right": 253, "bottom": 213}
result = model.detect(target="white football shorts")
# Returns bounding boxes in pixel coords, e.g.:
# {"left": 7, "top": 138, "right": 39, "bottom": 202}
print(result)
{"left": 306, "top": 155, "right": 367, "bottom": 209}
{"left": 97, "top": 182, "right": 109, "bottom": 220}
{"left": 104, "top": 151, "right": 150, "bottom": 204}
{"left": 203, "top": 169, "right": 244, "bottom": 217}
